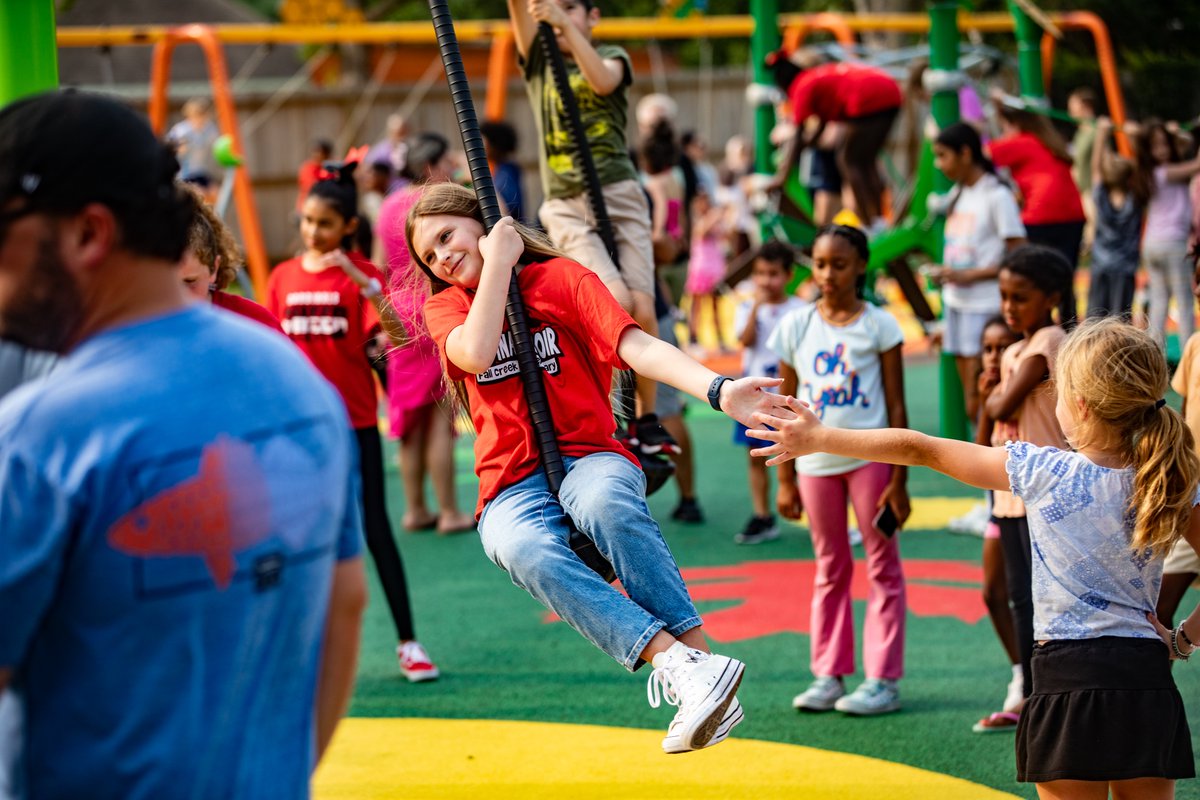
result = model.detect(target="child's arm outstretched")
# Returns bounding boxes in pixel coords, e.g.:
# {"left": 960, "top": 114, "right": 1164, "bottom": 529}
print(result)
{"left": 442, "top": 218, "right": 526, "bottom": 374}
{"left": 617, "top": 327, "right": 788, "bottom": 426}
{"left": 748, "top": 395, "right": 1011, "bottom": 492}
{"left": 774, "top": 362, "right": 804, "bottom": 520}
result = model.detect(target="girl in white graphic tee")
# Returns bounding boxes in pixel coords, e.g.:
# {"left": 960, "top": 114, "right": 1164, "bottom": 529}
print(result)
{"left": 925, "top": 122, "right": 1026, "bottom": 420}
{"left": 769, "top": 225, "right": 910, "bottom": 716}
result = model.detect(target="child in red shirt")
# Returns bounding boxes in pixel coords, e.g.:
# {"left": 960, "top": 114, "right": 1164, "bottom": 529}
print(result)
{"left": 768, "top": 54, "right": 902, "bottom": 231}
{"left": 408, "top": 183, "right": 785, "bottom": 753}
{"left": 268, "top": 164, "right": 439, "bottom": 683}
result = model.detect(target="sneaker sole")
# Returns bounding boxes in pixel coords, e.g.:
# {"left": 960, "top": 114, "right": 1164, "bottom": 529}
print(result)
{"left": 664, "top": 698, "right": 744, "bottom": 754}
{"left": 402, "top": 668, "right": 440, "bottom": 683}
{"left": 793, "top": 694, "right": 843, "bottom": 712}
{"left": 680, "top": 659, "right": 744, "bottom": 751}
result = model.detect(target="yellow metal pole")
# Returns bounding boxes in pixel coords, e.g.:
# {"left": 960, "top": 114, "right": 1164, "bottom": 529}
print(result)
{"left": 56, "top": 13, "right": 1050, "bottom": 48}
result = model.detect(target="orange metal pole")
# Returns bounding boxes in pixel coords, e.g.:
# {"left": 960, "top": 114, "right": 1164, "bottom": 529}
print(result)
{"left": 1040, "top": 12, "right": 1130, "bottom": 157}
{"left": 148, "top": 25, "right": 271, "bottom": 299}
{"left": 147, "top": 37, "right": 175, "bottom": 134}
{"left": 484, "top": 28, "right": 514, "bottom": 122}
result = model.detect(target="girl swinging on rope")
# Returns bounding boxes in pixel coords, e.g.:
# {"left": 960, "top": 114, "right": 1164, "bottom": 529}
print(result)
{"left": 405, "top": 182, "right": 784, "bottom": 753}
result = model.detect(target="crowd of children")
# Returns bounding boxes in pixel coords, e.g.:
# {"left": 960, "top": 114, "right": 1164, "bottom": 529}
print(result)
{"left": 136, "top": 22, "right": 1200, "bottom": 797}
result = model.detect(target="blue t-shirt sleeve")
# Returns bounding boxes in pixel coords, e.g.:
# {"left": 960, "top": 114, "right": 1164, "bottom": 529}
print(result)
{"left": 1005, "top": 441, "right": 1061, "bottom": 505}
{"left": 336, "top": 445, "right": 365, "bottom": 562}
{"left": 0, "top": 449, "right": 73, "bottom": 668}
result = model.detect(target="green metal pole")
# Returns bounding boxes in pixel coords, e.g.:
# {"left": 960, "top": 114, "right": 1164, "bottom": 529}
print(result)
{"left": 750, "top": 0, "right": 779, "bottom": 176}
{"left": 1007, "top": 0, "right": 1045, "bottom": 101}
{"left": 928, "top": 0, "right": 968, "bottom": 441}
{"left": 0, "top": 0, "right": 58, "bottom": 107}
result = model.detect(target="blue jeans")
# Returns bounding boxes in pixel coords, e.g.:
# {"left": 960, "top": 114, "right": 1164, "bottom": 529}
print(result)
{"left": 478, "top": 452, "right": 702, "bottom": 671}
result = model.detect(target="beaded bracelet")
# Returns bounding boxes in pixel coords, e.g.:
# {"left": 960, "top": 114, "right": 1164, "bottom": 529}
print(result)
{"left": 1179, "top": 622, "right": 1195, "bottom": 649}
{"left": 1171, "top": 625, "right": 1193, "bottom": 661}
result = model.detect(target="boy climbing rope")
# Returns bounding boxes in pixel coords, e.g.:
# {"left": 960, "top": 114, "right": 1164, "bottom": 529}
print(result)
{"left": 505, "top": 0, "right": 677, "bottom": 455}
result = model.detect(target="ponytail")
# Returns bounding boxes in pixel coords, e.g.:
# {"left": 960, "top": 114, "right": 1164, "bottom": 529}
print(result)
{"left": 1132, "top": 405, "right": 1199, "bottom": 556}
{"left": 1056, "top": 318, "right": 1200, "bottom": 556}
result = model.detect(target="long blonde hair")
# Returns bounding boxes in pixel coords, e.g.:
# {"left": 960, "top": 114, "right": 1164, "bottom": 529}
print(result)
{"left": 398, "top": 182, "right": 567, "bottom": 426}
{"left": 403, "top": 182, "right": 565, "bottom": 295}
{"left": 1056, "top": 318, "right": 1200, "bottom": 554}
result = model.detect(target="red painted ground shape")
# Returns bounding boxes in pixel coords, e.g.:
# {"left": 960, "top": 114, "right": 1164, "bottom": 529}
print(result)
{"left": 543, "top": 559, "right": 985, "bottom": 642}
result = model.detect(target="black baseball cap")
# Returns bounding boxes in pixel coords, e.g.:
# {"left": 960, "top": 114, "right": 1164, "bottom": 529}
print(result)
{"left": 0, "top": 89, "right": 179, "bottom": 215}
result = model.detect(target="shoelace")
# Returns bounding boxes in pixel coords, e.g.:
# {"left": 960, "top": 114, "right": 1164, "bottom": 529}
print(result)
{"left": 646, "top": 666, "right": 681, "bottom": 710}
{"left": 400, "top": 642, "right": 428, "bottom": 663}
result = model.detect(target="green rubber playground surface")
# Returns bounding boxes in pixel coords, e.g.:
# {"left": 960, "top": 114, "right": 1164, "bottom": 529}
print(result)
{"left": 338, "top": 353, "right": 1200, "bottom": 799}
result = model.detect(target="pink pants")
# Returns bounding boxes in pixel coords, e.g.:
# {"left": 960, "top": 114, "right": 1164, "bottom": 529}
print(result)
{"left": 799, "top": 461, "right": 906, "bottom": 681}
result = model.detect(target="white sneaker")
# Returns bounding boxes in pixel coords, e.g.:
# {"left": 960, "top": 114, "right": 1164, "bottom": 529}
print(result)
{"left": 663, "top": 697, "right": 744, "bottom": 754}
{"left": 948, "top": 502, "right": 990, "bottom": 537}
{"left": 835, "top": 678, "right": 900, "bottom": 716}
{"left": 647, "top": 642, "right": 744, "bottom": 753}
{"left": 792, "top": 676, "right": 845, "bottom": 712}
{"left": 848, "top": 527, "right": 863, "bottom": 547}
{"left": 1004, "top": 669, "right": 1024, "bottom": 713}
{"left": 397, "top": 640, "right": 440, "bottom": 683}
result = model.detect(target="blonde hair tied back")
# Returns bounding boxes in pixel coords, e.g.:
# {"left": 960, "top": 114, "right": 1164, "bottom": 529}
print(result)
{"left": 1055, "top": 317, "right": 1200, "bottom": 555}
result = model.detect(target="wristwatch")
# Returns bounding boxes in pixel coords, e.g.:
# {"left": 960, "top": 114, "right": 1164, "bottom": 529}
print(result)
{"left": 707, "top": 376, "right": 733, "bottom": 411}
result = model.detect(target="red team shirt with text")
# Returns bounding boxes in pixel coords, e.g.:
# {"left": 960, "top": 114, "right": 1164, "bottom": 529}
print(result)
{"left": 267, "top": 253, "right": 382, "bottom": 429}
{"left": 423, "top": 258, "right": 641, "bottom": 517}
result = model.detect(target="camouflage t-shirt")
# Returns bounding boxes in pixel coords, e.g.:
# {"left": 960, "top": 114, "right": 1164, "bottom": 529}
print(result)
{"left": 522, "top": 33, "right": 638, "bottom": 200}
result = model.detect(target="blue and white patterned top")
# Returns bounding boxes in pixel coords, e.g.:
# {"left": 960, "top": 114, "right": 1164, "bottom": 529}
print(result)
{"left": 1006, "top": 441, "right": 1200, "bottom": 641}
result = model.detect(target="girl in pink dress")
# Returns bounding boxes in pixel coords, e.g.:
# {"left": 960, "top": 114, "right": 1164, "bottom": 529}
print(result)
{"left": 375, "top": 132, "right": 474, "bottom": 534}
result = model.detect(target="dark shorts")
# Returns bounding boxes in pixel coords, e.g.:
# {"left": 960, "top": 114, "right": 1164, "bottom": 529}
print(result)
{"left": 808, "top": 148, "right": 842, "bottom": 194}
{"left": 1016, "top": 637, "right": 1194, "bottom": 783}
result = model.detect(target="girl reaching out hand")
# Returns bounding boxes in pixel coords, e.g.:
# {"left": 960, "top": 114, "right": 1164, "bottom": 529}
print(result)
{"left": 751, "top": 317, "right": 1199, "bottom": 799}
{"left": 769, "top": 224, "right": 910, "bottom": 717}
{"left": 406, "top": 183, "right": 786, "bottom": 754}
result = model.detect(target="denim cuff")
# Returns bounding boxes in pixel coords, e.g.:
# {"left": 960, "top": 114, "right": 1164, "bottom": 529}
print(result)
{"left": 623, "top": 620, "right": 666, "bottom": 673}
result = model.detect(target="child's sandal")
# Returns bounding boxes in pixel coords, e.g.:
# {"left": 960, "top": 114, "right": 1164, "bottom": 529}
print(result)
{"left": 971, "top": 710, "right": 1020, "bottom": 733}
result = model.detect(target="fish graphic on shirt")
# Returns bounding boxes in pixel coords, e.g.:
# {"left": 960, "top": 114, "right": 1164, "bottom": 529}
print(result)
{"left": 107, "top": 436, "right": 272, "bottom": 589}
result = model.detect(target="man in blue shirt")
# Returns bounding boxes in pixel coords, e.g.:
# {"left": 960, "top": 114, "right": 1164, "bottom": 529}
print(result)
{"left": 0, "top": 90, "right": 367, "bottom": 800}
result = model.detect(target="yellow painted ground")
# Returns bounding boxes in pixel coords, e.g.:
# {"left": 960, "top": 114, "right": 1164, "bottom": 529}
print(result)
{"left": 314, "top": 718, "right": 1019, "bottom": 800}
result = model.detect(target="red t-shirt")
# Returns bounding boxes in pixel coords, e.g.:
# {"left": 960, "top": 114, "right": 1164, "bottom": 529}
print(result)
{"left": 266, "top": 253, "right": 383, "bottom": 429}
{"left": 988, "top": 133, "right": 1085, "bottom": 226}
{"left": 789, "top": 63, "right": 902, "bottom": 124}
{"left": 212, "top": 290, "right": 284, "bottom": 333}
{"left": 423, "top": 258, "right": 641, "bottom": 517}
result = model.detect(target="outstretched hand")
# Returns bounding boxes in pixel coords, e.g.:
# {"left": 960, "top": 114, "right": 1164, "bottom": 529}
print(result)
{"left": 718, "top": 377, "right": 794, "bottom": 429}
{"left": 746, "top": 394, "right": 822, "bottom": 466}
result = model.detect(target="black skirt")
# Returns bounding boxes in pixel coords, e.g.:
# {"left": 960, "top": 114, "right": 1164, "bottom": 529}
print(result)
{"left": 1017, "top": 637, "right": 1195, "bottom": 783}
